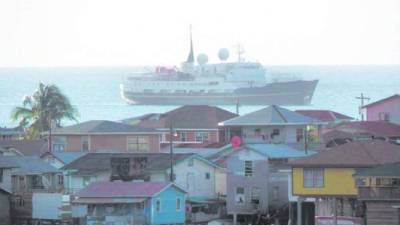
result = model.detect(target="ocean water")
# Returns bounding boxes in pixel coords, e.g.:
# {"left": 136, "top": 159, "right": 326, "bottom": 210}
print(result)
{"left": 0, "top": 65, "right": 399, "bottom": 127}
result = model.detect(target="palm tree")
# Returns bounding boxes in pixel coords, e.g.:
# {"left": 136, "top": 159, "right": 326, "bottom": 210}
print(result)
{"left": 11, "top": 83, "right": 78, "bottom": 139}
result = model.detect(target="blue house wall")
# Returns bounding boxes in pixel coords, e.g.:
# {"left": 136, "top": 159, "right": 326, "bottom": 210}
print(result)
{"left": 150, "top": 186, "right": 186, "bottom": 225}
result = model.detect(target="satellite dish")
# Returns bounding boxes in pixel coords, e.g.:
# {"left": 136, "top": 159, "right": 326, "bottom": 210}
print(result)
{"left": 197, "top": 53, "right": 208, "bottom": 65}
{"left": 218, "top": 48, "right": 229, "bottom": 61}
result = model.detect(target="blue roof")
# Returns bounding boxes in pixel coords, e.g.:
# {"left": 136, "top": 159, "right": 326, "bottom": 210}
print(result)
{"left": 246, "top": 144, "right": 316, "bottom": 159}
{"left": 51, "top": 152, "right": 87, "bottom": 164}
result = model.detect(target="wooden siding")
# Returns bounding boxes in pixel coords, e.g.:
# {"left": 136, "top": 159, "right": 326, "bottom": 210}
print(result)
{"left": 292, "top": 168, "right": 358, "bottom": 196}
{"left": 365, "top": 201, "right": 400, "bottom": 225}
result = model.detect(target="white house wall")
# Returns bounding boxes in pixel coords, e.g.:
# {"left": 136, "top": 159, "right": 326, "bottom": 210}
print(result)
{"left": 32, "top": 193, "right": 63, "bottom": 219}
{"left": 171, "top": 158, "right": 216, "bottom": 198}
{"left": 0, "top": 168, "right": 12, "bottom": 192}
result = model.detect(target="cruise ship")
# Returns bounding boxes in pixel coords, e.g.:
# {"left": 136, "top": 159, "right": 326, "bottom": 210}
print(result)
{"left": 120, "top": 34, "right": 318, "bottom": 106}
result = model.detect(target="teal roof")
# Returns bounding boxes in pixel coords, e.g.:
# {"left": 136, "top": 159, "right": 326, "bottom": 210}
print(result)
{"left": 355, "top": 162, "right": 400, "bottom": 177}
{"left": 246, "top": 144, "right": 316, "bottom": 159}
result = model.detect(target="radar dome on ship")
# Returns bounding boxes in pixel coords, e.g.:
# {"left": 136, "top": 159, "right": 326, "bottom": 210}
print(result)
{"left": 218, "top": 48, "right": 229, "bottom": 61}
{"left": 197, "top": 53, "right": 208, "bottom": 65}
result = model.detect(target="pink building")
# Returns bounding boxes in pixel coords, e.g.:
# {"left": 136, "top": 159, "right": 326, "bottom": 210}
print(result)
{"left": 362, "top": 94, "right": 400, "bottom": 124}
{"left": 51, "top": 120, "right": 162, "bottom": 152}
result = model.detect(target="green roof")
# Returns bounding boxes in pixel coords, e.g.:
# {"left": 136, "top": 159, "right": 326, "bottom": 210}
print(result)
{"left": 355, "top": 162, "right": 400, "bottom": 177}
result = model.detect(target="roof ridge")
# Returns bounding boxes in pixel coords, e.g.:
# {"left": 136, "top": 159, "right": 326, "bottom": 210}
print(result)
{"left": 359, "top": 142, "right": 380, "bottom": 165}
{"left": 272, "top": 105, "right": 288, "bottom": 123}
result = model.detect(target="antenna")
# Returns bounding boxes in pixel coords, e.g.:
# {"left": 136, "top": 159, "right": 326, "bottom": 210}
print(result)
{"left": 356, "top": 93, "right": 370, "bottom": 121}
{"left": 234, "top": 43, "right": 245, "bottom": 62}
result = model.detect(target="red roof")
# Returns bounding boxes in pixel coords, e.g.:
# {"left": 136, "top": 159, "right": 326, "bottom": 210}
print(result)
{"left": 362, "top": 94, "right": 400, "bottom": 109}
{"left": 325, "top": 121, "right": 400, "bottom": 137}
{"left": 295, "top": 110, "right": 353, "bottom": 122}
{"left": 289, "top": 140, "right": 400, "bottom": 168}
{"left": 77, "top": 181, "right": 178, "bottom": 198}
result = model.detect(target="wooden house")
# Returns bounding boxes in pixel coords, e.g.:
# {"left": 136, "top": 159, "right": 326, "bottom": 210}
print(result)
{"left": 289, "top": 140, "right": 400, "bottom": 225}
{"left": 51, "top": 120, "right": 162, "bottom": 152}
{"left": 354, "top": 162, "right": 400, "bottom": 225}
{"left": 72, "top": 181, "right": 186, "bottom": 225}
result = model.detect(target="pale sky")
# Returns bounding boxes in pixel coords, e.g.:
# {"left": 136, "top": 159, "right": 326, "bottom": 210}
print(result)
{"left": 0, "top": 0, "right": 399, "bottom": 66}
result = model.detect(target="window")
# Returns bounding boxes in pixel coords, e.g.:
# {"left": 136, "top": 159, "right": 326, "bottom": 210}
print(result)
{"left": 180, "top": 132, "right": 187, "bottom": 142}
{"left": 254, "top": 128, "right": 261, "bottom": 136}
{"left": 58, "top": 174, "right": 64, "bottom": 185}
{"left": 205, "top": 172, "right": 210, "bottom": 180}
{"left": 0, "top": 169, "right": 3, "bottom": 183}
{"left": 156, "top": 199, "right": 161, "bottom": 212}
{"left": 303, "top": 168, "right": 324, "bottom": 188}
{"left": 176, "top": 198, "right": 181, "bottom": 211}
{"left": 296, "top": 128, "right": 304, "bottom": 143}
{"left": 195, "top": 132, "right": 209, "bottom": 143}
{"left": 127, "top": 136, "right": 150, "bottom": 151}
{"left": 244, "top": 160, "right": 253, "bottom": 177}
{"left": 251, "top": 187, "right": 261, "bottom": 204}
{"left": 82, "top": 176, "right": 91, "bottom": 187}
{"left": 53, "top": 136, "right": 66, "bottom": 151}
{"left": 235, "top": 187, "right": 245, "bottom": 205}
{"left": 355, "top": 178, "right": 366, "bottom": 187}
{"left": 81, "top": 136, "right": 89, "bottom": 151}
{"left": 378, "top": 112, "right": 390, "bottom": 121}
{"left": 188, "top": 158, "right": 194, "bottom": 167}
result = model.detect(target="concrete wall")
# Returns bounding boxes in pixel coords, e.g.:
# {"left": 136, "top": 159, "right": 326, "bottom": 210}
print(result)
{"left": 365, "top": 97, "right": 400, "bottom": 124}
{"left": 0, "top": 191, "right": 10, "bottom": 225}
{"left": 226, "top": 149, "right": 269, "bottom": 215}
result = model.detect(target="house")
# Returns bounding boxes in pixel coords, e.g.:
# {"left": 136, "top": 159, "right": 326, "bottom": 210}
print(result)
{"left": 289, "top": 140, "right": 400, "bottom": 225}
{"left": 210, "top": 143, "right": 313, "bottom": 225}
{"left": 51, "top": 120, "right": 162, "bottom": 152}
{"left": 322, "top": 121, "right": 400, "bottom": 147}
{"left": 0, "top": 156, "right": 64, "bottom": 224}
{"left": 0, "top": 127, "right": 23, "bottom": 140}
{"left": 0, "top": 140, "right": 48, "bottom": 156}
{"left": 361, "top": 94, "right": 400, "bottom": 124}
{"left": 295, "top": 110, "right": 353, "bottom": 124}
{"left": 41, "top": 151, "right": 87, "bottom": 169}
{"left": 62, "top": 152, "right": 225, "bottom": 223}
{"left": 122, "top": 105, "right": 237, "bottom": 145}
{"left": 72, "top": 181, "right": 186, "bottom": 225}
{"left": 0, "top": 156, "right": 18, "bottom": 192}
{"left": 219, "top": 105, "right": 322, "bottom": 148}
{"left": 354, "top": 162, "right": 400, "bottom": 225}
{"left": 0, "top": 187, "right": 11, "bottom": 225}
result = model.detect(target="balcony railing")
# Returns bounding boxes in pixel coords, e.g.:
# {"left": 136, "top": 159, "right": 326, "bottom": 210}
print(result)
{"left": 358, "top": 186, "right": 400, "bottom": 200}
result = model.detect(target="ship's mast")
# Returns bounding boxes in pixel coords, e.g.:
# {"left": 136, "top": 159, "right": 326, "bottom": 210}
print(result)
{"left": 186, "top": 25, "right": 194, "bottom": 64}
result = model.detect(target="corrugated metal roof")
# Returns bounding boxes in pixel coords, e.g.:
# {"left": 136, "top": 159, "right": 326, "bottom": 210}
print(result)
{"left": 247, "top": 144, "right": 316, "bottom": 158}
{"left": 295, "top": 110, "right": 353, "bottom": 122}
{"left": 0, "top": 156, "right": 59, "bottom": 175}
{"left": 76, "top": 181, "right": 182, "bottom": 198}
{"left": 52, "top": 120, "right": 158, "bottom": 134}
{"left": 355, "top": 162, "right": 400, "bottom": 177}
{"left": 289, "top": 140, "right": 400, "bottom": 168}
{"left": 220, "top": 105, "right": 319, "bottom": 126}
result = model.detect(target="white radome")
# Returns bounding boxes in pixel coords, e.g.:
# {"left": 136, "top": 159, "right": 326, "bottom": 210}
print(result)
{"left": 197, "top": 53, "right": 208, "bottom": 65}
{"left": 218, "top": 48, "right": 229, "bottom": 61}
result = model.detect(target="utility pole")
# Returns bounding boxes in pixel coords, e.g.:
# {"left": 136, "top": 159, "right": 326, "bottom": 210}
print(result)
{"left": 356, "top": 93, "right": 370, "bottom": 121}
{"left": 169, "top": 124, "right": 174, "bottom": 182}
{"left": 236, "top": 99, "right": 240, "bottom": 115}
{"left": 48, "top": 111, "right": 52, "bottom": 152}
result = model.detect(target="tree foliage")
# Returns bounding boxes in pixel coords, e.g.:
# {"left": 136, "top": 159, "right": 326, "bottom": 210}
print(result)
{"left": 11, "top": 83, "right": 78, "bottom": 139}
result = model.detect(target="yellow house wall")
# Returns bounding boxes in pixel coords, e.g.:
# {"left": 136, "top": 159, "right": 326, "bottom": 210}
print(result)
{"left": 292, "top": 167, "right": 358, "bottom": 196}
